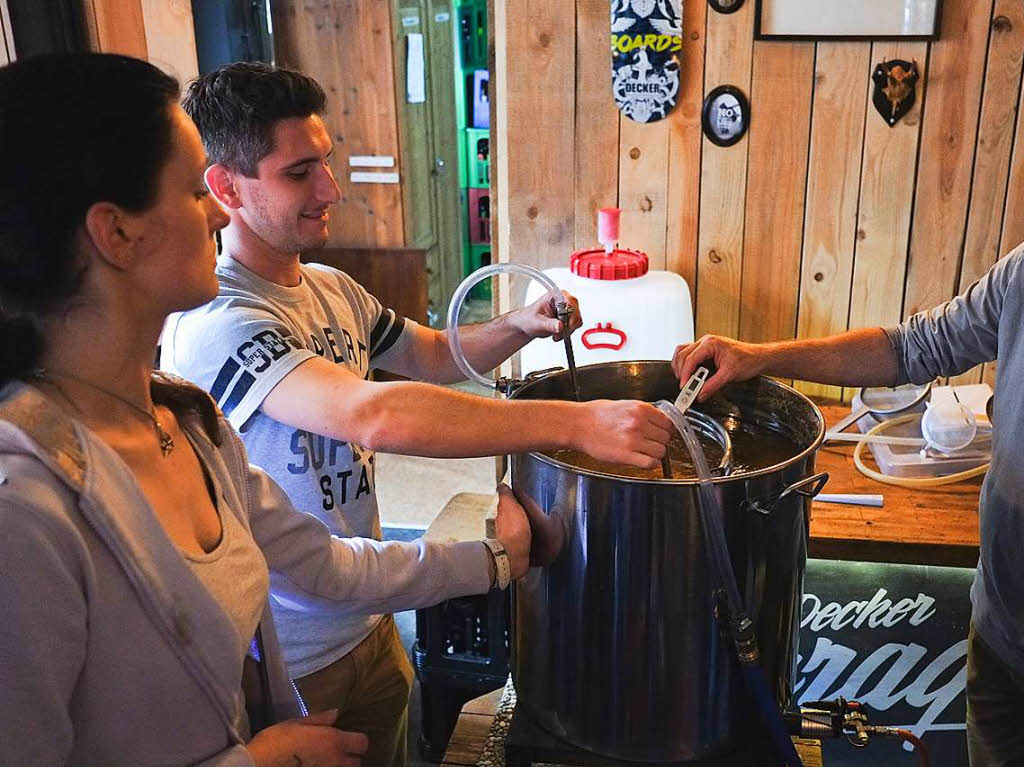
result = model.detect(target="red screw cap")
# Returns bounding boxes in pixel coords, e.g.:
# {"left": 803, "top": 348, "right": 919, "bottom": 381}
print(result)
{"left": 570, "top": 248, "right": 649, "bottom": 280}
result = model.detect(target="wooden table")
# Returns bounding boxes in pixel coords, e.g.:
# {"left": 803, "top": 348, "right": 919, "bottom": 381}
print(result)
{"left": 441, "top": 689, "right": 824, "bottom": 766}
{"left": 809, "top": 405, "right": 982, "bottom": 568}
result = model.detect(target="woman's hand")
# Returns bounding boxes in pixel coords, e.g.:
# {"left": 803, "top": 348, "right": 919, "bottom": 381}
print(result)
{"left": 493, "top": 483, "right": 531, "bottom": 579}
{"left": 514, "top": 485, "right": 566, "bottom": 567}
{"left": 247, "top": 709, "right": 368, "bottom": 767}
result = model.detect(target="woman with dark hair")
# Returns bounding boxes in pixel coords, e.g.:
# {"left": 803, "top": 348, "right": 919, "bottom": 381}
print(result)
{"left": 0, "top": 53, "right": 531, "bottom": 766}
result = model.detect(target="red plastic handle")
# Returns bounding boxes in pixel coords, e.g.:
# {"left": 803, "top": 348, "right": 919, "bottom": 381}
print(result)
{"left": 581, "top": 322, "right": 627, "bottom": 350}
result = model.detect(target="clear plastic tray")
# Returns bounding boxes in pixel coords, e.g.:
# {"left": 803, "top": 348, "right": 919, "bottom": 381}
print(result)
{"left": 852, "top": 391, "right": 990, "bottom": 478}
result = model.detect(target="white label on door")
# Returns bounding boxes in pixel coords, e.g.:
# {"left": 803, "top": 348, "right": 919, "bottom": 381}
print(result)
{"left": 405, "top": 33, "right": 426, "bottom": 104}
{"left": 434, "top": 11, "right": 450, "bottom": 22}
{"left": 350, "top": 171, "right": 401, "bottom": 184}
{"left": 402, "top": 15, "right": 420, "bottom": 27}
{"left": 349, "top": 155, "right": 396, "bottom": 168}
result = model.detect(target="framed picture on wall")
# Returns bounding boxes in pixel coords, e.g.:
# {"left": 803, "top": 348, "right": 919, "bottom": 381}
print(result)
{"left": 755, "top": 0, "right": 943, "bottom": 40}
{"left": 701, "top": 86, "right": 750, "bottom": 147}
{"left": 708, "top": 0, "right": 745, "bottom": 14}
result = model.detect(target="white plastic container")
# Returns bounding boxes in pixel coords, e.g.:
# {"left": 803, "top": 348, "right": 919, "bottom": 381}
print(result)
{"left": 520, "top": 248, "right": 694, "bottom": 374}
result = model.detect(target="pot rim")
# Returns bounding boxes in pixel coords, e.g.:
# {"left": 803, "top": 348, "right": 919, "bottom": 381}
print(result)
{"left": 509, "top": 360, "right": 826, "bottom": 485}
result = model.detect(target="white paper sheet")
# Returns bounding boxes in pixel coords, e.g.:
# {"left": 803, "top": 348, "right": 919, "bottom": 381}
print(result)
{"left": 349, "top": 171, "right": 400, "bottom": 184}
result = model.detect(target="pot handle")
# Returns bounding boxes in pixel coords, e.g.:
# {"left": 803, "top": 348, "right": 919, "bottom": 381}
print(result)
{"left": 747, "top": 471, "right": 829, "bottom": 515}
{"left": 496, "top": 366, "right": 566, "bottom": 397}
{"left": 777, "top": 471, "right": 829, "bottom": 505}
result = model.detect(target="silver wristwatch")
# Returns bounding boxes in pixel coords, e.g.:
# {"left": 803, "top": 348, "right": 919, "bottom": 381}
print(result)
{"left": 482, "top": 538, "right": 512, "bottom": 590}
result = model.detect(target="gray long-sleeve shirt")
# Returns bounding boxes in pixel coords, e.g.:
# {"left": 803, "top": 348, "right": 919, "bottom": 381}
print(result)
{"left": 883, "top": 241, "right": 1024, "bottom": 674}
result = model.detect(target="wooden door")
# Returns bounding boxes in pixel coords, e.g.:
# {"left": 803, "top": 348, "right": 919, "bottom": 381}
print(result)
{"left": 391, "top": 0, "right": 463, "bottom": 325}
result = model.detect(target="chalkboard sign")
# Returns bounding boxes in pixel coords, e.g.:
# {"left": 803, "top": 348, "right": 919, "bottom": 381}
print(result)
{"left": 800, "top": 559, "right": 972, "bottom": 767}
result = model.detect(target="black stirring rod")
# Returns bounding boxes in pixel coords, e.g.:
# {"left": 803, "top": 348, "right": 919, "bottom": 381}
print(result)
{"left": 557, "top": 304, "right": 582, "bottom": 402}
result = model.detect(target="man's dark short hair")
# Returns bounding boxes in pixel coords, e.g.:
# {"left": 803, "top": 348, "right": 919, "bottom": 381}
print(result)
{"left": 183, "top": 62, "right": 326, "bottom": 177}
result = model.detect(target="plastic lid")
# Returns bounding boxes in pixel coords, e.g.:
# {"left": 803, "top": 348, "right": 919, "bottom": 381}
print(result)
{"left": 570, "top": 248, "right": 649, "bottom": 280}
{"left": 921, "top": 402, "right": 977, "bottom": 454}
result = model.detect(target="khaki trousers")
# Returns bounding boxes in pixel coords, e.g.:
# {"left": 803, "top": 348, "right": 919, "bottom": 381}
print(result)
{"left": 295, "top": 615, "right": 414, "bottom": 767}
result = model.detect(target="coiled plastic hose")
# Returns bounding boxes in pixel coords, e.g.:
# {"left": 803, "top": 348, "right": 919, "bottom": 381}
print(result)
{"left": 446, "top": 263, "right": 565, "bottom": 389}
{"left": 852, "top": 414, "right": 989, "bottom": 487}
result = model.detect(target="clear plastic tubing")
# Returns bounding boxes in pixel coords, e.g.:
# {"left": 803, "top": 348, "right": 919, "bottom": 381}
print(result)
{"left": 655, "top": 399, "right": 803, "bottom": 767}
{"left": 446, "top": 262, "right": 566, "bottom": 389}
{"left": 655, "top": 401, "right": 737, "bottom": 603}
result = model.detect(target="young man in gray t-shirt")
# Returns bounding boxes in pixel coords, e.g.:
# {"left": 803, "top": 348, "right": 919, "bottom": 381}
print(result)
{"left": 166, "top": 64, "right": 673, "bottom": 767}
{"left": 672, "top": 242, "right": 1024, "bottom": 766}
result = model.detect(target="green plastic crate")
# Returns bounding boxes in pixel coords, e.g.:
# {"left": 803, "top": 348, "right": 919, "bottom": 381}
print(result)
{"left": 456, "top": 0, "right": 487, "bottom": 71}
{"left": 453, "top": 67, "right": 468, "bottom": 188}
{"left": 464, "top": 128, "right": 489, "bottom": 189}
{"left": 466, "top": 242, "right": 492, "bottom": 300}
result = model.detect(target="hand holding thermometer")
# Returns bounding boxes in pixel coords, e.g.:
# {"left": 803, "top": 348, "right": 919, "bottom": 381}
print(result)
{"left": 675, "top": 366, "right": 710, "bottom": 415}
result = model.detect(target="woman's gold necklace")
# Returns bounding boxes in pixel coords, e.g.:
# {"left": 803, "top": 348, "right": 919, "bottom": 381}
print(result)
{"left": 40, "top": 370, "right": 175, "bottom": 457}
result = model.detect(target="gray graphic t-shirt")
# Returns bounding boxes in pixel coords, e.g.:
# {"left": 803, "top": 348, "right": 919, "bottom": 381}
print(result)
{"left": 162, "top": 255, "right": 411, "bottom": 677}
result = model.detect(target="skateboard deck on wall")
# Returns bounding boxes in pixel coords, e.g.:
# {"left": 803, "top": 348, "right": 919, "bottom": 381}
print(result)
{"left": 610, "top": 0, "right": 683, "bottom": 123}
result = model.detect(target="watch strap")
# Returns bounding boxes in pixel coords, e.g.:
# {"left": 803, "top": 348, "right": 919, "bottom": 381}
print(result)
{"left": 482, "top": 538, "right": 512, "bottom": 590}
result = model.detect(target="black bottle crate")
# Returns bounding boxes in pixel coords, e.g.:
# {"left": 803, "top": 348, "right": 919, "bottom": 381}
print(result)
{"left": 413, "top": 589, "right": 511, "bottom": 760}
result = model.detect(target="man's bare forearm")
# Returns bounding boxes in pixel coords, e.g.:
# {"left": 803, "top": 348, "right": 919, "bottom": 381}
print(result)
{"left": 332, "top": 379, "right": 581, "bottom": 456}
{"left": 431, "top": 313, "right": 531, "bottom": 384}
{"left": 760, "top": 327, "right": 899, "bottom": 388}
{"left": 265, "top": 355, "right": 670, "bottom": 467}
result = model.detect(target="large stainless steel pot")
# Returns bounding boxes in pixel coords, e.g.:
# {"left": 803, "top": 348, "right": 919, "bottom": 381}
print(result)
{"left": 507, "top": 361, "right": 826, "bottom": 763}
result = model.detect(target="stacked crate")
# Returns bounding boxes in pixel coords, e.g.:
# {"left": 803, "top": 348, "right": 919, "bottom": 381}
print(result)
{"left": 455, "top": 0, "right": 491, "bottom": 299}
{"left": 412, "top": 592, "right": 510, "bottom": 759}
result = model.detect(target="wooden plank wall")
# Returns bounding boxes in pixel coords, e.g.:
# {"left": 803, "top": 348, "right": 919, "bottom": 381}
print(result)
{"left": 498, "top": 0, "right": 1024, "bottom": 399}
{"left": 956, "top": 0, "right": 1024, "bottom": 387}
{"left": 139, "top": 0, "right": 198, "bottom": 85}
{"left": 738, "top": 41, "right": 813, "bottom": 345}
{"left": 78, "top": 0, "right": 198, "bottom": 86}
{"left": 574, "top": 0, "right": 620, "bottom": 252}
{"left": 795, "top": 42, "right": 870, "bottom": 401}
{"left": 81, "top": 0, "right": 148, "bottom": 58}
{"left": 496, "top": 0, "right": 575, "bottom": 308}
{"left": 695, "top": 1, "right": 754, "bottom": 338}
